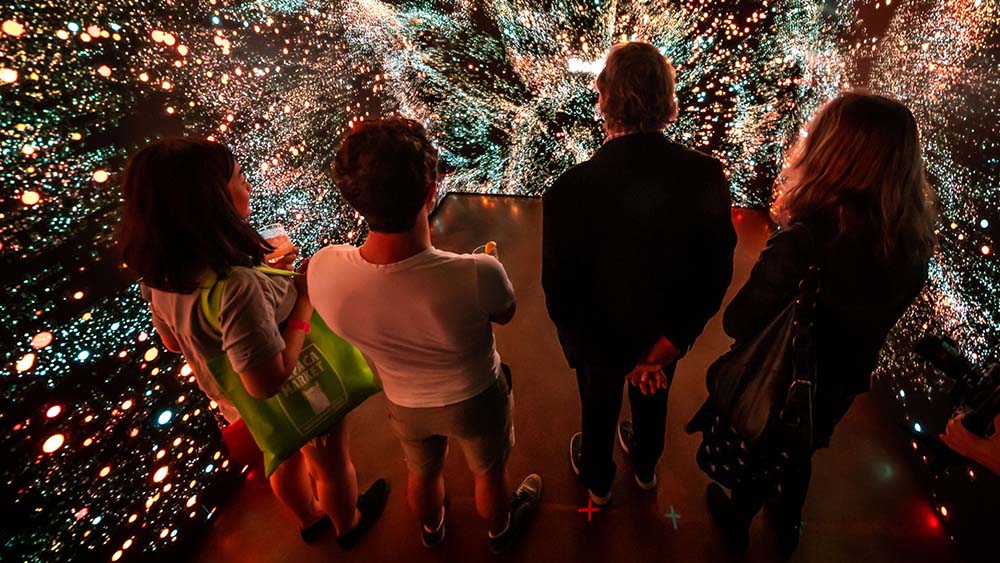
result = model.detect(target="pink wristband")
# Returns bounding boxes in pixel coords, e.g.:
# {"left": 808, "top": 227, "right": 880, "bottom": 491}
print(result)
{"left": 287, "top": 319, "right": 311, "bottom": 333}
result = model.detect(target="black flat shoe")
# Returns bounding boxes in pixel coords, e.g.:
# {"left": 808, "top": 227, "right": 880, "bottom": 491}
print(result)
{"left": 765, "top": 497, "right": 803, "bottom": 558}
{"left": 777, "top": 520, "right": 801, "bottom": 559}
{"left": 299, "top": 515, "right": 331, "bottom": 543}
{"left": 337, "top": 479, "right": 389, "bottom": 550}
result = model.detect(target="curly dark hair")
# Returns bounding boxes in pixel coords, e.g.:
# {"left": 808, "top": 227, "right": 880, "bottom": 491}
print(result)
{"left": 332, "top": 118, "right": 438, "bottom": 233}
{"left": 118, "top": 138, "right": 271, "bottom": 293}
{"left": 596, "top": 42, "right": 678, "bottom": 133}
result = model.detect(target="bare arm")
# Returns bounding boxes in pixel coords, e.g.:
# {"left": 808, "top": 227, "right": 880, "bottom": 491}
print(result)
{"left": 941, "top": 414, "right": 1000, "bottom": 476}
{"left": 476, "top": 253, "right": 517, "bottom": 327}
{"left": 238, "top": 260, "right": 313, "bottom": 399}
{"left": 239, "top": 299, "right": 312, "bottom": 398}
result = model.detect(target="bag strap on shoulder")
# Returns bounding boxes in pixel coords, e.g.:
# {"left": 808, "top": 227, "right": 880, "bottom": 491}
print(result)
{"left": 200, "top": 275, "right": 227, "bottom": 333}
{"left": 791, "top": 224, "right": 824, "bottom": 377}
{"left": 199, "top": 266, "right": 299, "bottom": 332}
{"left": 255, "top": 265, "right": 297, "bottom": 278}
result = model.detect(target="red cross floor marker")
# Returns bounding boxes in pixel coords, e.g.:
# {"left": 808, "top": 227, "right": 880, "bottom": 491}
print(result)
{"left": 578, "top": 498, "right": 601, "bottom": 522}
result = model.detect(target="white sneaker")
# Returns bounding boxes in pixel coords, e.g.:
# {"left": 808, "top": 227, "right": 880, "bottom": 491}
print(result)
{"left": 589, "top": 488, "right": 612, "bottom": 507}
{"left": 571, "top": 433, "right": 612, "bottom": 506}
{"left": 634, "top": 473, "right": 658, "bottom": 491}
{"left": 619, "top": 421, "right": 658, "bottom": 491}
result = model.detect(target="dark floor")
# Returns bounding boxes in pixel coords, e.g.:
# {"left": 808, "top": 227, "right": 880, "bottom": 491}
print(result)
{"left": 190, "top": 194, "right": 961, "bottom": 563}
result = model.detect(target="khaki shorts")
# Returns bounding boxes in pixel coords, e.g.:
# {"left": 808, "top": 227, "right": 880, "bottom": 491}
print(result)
{"left": 386, "top": 375, "right": 513, "bottom": 476}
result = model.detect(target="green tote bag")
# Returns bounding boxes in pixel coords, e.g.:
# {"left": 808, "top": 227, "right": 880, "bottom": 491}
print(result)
{"left": 200, "top": 266, "right": 381, "bottom": 477}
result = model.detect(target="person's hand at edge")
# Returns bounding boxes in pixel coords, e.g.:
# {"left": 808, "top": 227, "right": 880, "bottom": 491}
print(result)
{"left": 270, "top": 246, "right": 300, "bottom": 271}
{"left": 939, "top": 412, "right": 1000, "bottom": 476}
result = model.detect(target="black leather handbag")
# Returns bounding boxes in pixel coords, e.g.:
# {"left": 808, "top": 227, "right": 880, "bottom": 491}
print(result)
{"left": 706, "top": 233, "right": 822, "bottom": 455}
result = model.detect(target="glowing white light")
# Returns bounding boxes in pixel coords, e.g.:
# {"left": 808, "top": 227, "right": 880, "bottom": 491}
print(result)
{"left": 567, "top": 58, "right": 605, "bottom": 74}
{"left": 43, "top": 434, "right": 65, "bottom": 453}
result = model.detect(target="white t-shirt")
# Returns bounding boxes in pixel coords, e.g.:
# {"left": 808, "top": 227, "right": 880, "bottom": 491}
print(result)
{"left": 308, "top": 245, "right": 515, "bottom": 408}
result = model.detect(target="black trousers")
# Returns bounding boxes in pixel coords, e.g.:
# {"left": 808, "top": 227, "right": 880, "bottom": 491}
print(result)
{"left": 731, "top": 457, "right": 812, "bottom": 527}
{"left": 574, "top": 361, "right": 675, "bottom": 496}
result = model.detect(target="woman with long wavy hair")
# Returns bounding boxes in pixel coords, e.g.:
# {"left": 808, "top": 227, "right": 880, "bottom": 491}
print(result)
{"left": 687, "top": 90, "right": 937, "bottom": 557}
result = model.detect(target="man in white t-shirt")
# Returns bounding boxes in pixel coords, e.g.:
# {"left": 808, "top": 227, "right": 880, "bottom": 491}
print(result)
{"left": 308, "top": 118, "right": 541, "bottom": 553}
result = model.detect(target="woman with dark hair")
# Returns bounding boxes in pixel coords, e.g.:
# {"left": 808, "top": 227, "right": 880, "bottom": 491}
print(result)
{"left": 119, "top": 138, "right": 387, "bottom": 546}
{"left": 688, "top": 91, "right": 937, "bottom": 557}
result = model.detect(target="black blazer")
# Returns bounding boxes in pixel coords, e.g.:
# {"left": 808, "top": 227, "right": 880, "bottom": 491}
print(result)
{"left": 542, "top": 132, "right": 737, "bottom": 371}
{"left": 723, "top": 209, "right": 929, "bottom": 439}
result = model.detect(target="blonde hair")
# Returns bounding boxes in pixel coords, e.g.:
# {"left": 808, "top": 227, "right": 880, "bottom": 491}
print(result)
{"left": 773, "top": 90, "right": 937, "bottom": 260}
{"left": 596, "top": 42, "right": 678, "bottom": 133}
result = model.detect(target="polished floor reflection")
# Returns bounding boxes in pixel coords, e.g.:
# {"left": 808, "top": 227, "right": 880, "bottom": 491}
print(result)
{"left": 189, "top": 194, "right": 961, "bottom": 563}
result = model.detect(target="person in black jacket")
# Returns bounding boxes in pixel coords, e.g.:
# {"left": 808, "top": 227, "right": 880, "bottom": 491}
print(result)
{"left": 542, "top": 42, "right": 737, "bottom": 506}
{"left": 687, "top": 91, "right": 937, "bottom": 557}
